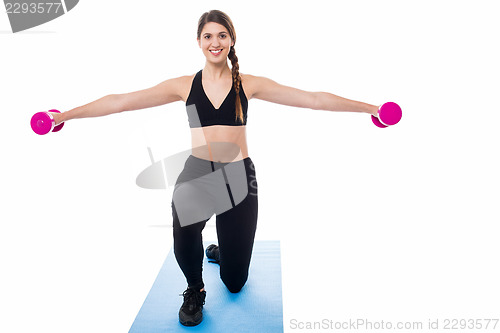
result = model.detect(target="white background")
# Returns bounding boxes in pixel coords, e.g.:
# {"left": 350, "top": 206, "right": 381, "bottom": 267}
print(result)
{"left": 1, "top": 0, "right": 499, "bottom": 332}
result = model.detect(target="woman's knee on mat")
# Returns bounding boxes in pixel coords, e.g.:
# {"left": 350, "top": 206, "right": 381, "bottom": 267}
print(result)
{"left": 220, "top": 270, "right": 249, "bottom": 293}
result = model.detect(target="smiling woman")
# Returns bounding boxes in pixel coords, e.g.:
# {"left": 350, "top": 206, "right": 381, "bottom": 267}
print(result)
{"left": 196, "top": 11, "right": 244, "bottom": 125}
{"left": 43, "top": 8, "right": 383, "bottom": 328}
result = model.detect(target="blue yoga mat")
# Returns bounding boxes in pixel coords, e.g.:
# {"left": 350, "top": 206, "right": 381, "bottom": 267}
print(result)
{"left": 129, "top": 240, "right": 284, "bottom": 332}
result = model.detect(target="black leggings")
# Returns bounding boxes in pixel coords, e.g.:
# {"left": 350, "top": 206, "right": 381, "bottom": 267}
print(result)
{"left": 172, "top": 155, "right": 258, "bottom": 293}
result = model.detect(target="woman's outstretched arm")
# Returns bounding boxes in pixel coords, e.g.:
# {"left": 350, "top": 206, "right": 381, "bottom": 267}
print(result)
{"left": 246, "top": 74, "right": 379, "bottom": 116}
{"left": 52, "top": 76, "right": 187, "bottom": 125}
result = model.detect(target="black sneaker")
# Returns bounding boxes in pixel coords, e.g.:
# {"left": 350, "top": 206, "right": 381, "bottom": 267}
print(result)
{"left": 205, "top": 244, "right": 220, "bottom": 264}
{"left": 178, "top": 287, "right": 206, "bottom": 326}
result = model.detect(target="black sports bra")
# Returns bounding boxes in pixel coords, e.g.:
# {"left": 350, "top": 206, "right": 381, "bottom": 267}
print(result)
{"left": 185, "top": 69, "right": 248, "bottom": 128}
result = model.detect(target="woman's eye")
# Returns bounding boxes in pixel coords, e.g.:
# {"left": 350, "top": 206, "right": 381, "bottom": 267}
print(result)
{"left": 204, "top": 34, "right": 226, "bottom": 39}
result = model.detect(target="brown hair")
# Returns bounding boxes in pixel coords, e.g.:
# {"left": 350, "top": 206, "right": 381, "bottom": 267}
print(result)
{"left": 197, "top": 10, "right": 243, "bottom": 124}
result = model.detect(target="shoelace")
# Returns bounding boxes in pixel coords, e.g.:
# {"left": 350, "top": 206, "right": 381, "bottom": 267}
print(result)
{"left": 179, "top": 288, "right": 206, "bottom": 307}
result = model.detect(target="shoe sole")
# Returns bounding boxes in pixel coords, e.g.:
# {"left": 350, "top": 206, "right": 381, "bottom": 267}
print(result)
{"left": 179, "top": 310, "right": 203, "bottom": 326}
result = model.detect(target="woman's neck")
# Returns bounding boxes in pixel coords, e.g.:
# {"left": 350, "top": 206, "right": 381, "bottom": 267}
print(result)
{"left": 203, "top": 63, "right": 231, "bottom": 80}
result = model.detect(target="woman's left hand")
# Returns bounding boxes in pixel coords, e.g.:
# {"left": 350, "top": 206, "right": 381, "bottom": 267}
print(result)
{"left": 369, "top": 105, "right": 379, "bottom": 117}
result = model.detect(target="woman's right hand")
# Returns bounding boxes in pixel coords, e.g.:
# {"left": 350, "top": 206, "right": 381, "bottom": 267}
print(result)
{"left": 48, "top": 111, "right": 64, "bottom": 125}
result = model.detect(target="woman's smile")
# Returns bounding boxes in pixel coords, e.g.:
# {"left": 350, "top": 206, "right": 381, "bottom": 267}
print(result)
{"left": 209, "top": 49, "right": 223, "bottom": 56}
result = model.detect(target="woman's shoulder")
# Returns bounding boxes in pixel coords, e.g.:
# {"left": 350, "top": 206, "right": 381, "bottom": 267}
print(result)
{"left": 180, "top": 72, "right": 198, "bottom": 83}
{"left": 172, "top": 72, "right": 198, "bottom": 102}
{"left": 240, "top": 72, "right": 256, "bottom": 81}
{"left": 240, "top": 73, "right": 262, "bottom": 100}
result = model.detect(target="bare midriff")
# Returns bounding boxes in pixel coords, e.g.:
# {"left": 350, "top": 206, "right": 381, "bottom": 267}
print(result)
{"left": 189, "top": 125, "right": 248, "bottom": 162}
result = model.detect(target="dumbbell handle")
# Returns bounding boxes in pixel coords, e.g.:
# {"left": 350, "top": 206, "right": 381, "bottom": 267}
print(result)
{"left": 46, "top": 111, "right": 56, "bottom": 124}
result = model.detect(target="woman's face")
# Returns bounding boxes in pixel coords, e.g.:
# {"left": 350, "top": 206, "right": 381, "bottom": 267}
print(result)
{"left": 198, "top": 22, "right": 234, "bottom": 64}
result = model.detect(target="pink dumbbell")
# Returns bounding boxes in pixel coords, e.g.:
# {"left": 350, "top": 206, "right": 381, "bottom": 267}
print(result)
{"left": 31, "top": 109, "right": 65, "bottom": 135}
{"left": 371, "top": 102, "right": 402, "bottom": 128}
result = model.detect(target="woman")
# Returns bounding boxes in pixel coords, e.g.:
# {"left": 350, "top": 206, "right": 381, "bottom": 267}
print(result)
{"left": 51, "top": 9, "right": 379, "bottom": 327}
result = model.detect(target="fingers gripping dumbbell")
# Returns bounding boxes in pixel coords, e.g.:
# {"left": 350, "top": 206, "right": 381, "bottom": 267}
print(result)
{"left": 371, "top": 102, "right": 402, "bottom": 128}
{"left": 30, "top": 109, "right": 64, "bottom": 135}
